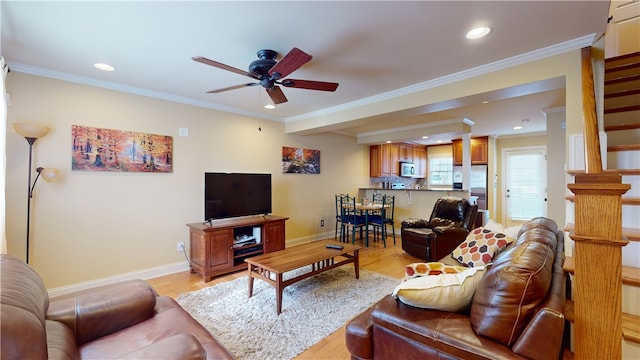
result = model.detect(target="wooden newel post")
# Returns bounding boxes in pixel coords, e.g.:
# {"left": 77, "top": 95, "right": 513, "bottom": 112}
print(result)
{"left": 568, "top": 173, "right": 630, "bottom": 359}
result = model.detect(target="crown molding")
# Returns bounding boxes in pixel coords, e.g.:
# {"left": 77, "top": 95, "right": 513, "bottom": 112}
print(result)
{"left": 285, "top": 34, "right": 597, "bottom": 123}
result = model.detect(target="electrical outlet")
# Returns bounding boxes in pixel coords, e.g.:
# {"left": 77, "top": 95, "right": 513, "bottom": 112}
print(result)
{"left": 320, "top": 219, "right": 325, "bottom": 227}
{"left": 177, "top": 241, "right": 185, "bottom": 252}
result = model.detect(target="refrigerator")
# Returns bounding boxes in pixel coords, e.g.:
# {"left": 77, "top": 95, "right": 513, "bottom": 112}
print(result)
{"left": 453, "top": 165, "right": 487, "bottom": 210}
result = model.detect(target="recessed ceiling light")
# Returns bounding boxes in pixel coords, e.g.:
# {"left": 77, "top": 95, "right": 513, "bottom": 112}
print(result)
{"left": 264, "top": 104, "right": 275, "bottom": 110}
{"left": 436, "top": 140, "right": 443, "bottom": 144}
{"left": 466, "top": 26, "right": 491, "bottom": 40}
{"left": 482, "top": 100, "right": 489, "bottom": 104}
{"left": 385, "top": 140, "right": 392, "bottom": 144}
{"left": 94, "top": 63, "right": 115, "bottom": 72}
{"left": 422, "top": 136, "right": 429, "bottom": 139}
{"left": 513, "top": 126, "right": 523, "bottom": 130}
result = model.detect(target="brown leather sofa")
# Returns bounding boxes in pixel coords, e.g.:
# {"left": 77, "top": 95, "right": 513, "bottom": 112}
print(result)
{"left": 0, "top": 254, "right": 235, "bottom": 360}
{"left": 401, "top": 196, "right": 478, "bottom": 261}
{"left": 346, "top": 217, "right": 566, "bottom": 360}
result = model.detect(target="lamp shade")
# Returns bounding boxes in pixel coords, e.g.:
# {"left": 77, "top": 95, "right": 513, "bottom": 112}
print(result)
{"left": 36, "top": 167, "right": 59, "bottom": 182}
{"left": 13, "top": 123, "right": 50, "bottom": 139}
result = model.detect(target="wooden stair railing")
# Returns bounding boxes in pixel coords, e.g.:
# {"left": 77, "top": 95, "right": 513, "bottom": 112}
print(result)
{"left": 563, "top": 297, "right": 640, "bottom": 345}
{"left": 567, "top": 47, "right": 631, "bottom": 359}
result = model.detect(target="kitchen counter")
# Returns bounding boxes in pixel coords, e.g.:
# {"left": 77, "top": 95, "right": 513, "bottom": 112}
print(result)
{"left": 359, "top": 187, "right": 469, "bottom": 192}
{"left": 358, "top": 188, "right": 472, "bottom": 223}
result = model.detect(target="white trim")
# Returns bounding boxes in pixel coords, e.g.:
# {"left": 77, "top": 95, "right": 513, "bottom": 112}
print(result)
{"left": 47, "top": 261, "right": 190, "bottom": 298}
{"left": 8, "top": 63, "right": 282, "bottom": 123}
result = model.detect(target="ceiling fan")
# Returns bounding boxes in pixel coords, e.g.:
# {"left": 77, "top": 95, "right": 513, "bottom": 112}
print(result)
{"left": 192, "top": 48, "right": 339, "bottom": 105}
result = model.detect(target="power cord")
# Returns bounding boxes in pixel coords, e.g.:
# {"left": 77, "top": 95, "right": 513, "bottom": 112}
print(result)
{"left": 179, "top": 243, "right": 190, "bottom": 263}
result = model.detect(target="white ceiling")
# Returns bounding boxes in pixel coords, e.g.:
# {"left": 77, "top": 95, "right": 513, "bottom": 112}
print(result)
{"left": 1, "top": 1, "right": 610, "bottom": 144}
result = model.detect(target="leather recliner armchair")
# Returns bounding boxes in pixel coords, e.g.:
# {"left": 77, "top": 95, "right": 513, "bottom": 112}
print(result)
{"left": 401, "top": 196, "right": 477, "bottom": 261}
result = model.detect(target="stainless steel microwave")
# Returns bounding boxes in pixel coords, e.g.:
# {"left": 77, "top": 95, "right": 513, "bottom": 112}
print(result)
{"left": 400, "top": 162, "right": 415, "bottom": 177}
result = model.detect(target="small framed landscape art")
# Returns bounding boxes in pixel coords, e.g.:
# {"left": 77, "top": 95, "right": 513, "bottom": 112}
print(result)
{"left": 282, "top": 146, "right": 320, "bottom": 174}
{"left": 72, "top": 125, "right": 173, "bottom": 173}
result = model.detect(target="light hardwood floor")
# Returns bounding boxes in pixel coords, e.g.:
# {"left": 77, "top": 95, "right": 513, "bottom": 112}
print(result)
{"left": 146, "top": 235, "right": 423, "bottom": 360}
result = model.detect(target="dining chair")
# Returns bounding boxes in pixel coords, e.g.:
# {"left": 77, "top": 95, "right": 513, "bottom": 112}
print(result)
{"left": 370, "top": 194, "right": 396, "bottom": 246}
{"left": 334, "top": 193, "right": 349, "bottom": 240}
{"left": 340, "top": 194, "right": 367, "bottom": 244}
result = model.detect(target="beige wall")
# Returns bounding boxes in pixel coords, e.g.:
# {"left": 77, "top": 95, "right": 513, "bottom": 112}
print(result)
{"left": 6, "top": 48, "right": 586, "bottom": 289}
{"left": 6, "top": 73, "right": 367, "bottom": 288}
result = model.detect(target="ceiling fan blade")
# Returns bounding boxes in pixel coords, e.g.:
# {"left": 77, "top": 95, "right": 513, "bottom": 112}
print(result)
{"left": 280, "top": 79, "right": 339, "bottom": 92}
{"left": 192, "top": 56, "right": 259, "bottom": 79}
{"left": 266, "top": 86, "right": 288, "bottom": 104}
{"left": 268, "top": 47, "right": 312, "bottom": 79}
{"left": 206, "top": 83, "right": 258, "bottom": 94}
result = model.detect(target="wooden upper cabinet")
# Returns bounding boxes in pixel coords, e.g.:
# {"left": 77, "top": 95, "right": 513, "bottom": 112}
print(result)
{"left": 471, "top": 137, "right": 488, "bottom": 164}
{"left": 452, "top": 136, "right": 489, "bottom": 165}
{"left": 370, "top": 143, "right": 396, "bottom": 177}
{"left": 399, "top": 143, "right": 413, "bottom": 162}
{"left": 412, "top": 145, "right": 427, "bottom": 178}
{"left": 370, "top": 145, "right": 382, "bottom": 177}
{"left": 370, "top": 143, "right": 425, "bottom": 177}
{"left": 452, "top": 140, "right": 463, "bottom": 165}
{"left": 389, "top": 144, "right": 399, "bottom": 176}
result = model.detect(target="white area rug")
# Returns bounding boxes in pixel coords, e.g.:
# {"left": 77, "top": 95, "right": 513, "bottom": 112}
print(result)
{"left": 176, "top": 266, "right": 399, "bottom": 360}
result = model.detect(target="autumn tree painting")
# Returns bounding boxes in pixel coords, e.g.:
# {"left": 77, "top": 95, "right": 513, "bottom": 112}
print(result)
{"left": 281, "top": 146, "right": 320, "bottom": 174}
{"left": 72, "top": 125, "right": 173, "bottom": 173}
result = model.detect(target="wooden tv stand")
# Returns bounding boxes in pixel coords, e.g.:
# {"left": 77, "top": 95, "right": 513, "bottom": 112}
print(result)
{"left": 186, "top": 215, "right": 288, "bottom": 282}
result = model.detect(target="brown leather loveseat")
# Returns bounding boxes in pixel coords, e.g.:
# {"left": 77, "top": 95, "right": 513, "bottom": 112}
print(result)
{"left": 0, "top": 254, "right": 235, "bottom": 360}
{"left": 346, "top": 217, "right": 566, "bottom": 360}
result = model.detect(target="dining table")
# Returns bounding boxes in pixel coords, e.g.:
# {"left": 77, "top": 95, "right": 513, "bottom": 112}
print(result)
{"left": 351, "top": 202, "right": 388, "bottom": 246}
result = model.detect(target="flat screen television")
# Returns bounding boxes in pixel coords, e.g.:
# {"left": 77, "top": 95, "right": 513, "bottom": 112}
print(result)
{"left": 204, "top": 172, "right": 272, "bottom": 221}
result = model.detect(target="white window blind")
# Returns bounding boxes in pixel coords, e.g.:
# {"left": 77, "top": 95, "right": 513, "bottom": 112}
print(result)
{"left": 507, "top": 151, "right": 545, "bottom": 220}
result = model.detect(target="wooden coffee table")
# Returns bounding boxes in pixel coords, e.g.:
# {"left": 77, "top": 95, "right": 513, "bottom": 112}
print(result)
{"left": 245, "top": 240, "right": 361, "bottom": 315}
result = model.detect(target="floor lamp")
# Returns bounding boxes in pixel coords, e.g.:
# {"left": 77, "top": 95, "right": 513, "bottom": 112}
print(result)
{"left": 13, "top": 123, "right": 59, "bottom": 264}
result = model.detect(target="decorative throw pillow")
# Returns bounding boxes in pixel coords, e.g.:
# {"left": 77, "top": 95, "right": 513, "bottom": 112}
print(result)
{"left": 451, "top": 227, "right": 514, "bottom": 267}
{"left": 392, "top": 265, "right": 487, "bottom": 312}
{"left": 404, "top": 262, "right": 468, "bottom": 279}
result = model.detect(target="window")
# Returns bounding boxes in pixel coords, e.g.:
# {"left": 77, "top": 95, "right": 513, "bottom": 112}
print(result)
{"left": 429, "top": 156, "right": 453, "bottom": 186}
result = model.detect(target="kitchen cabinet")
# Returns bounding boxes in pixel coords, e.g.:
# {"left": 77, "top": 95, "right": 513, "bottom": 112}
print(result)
{"left": 452, "top": 136, "right": 489, "bottom": 165}
{"left": 412, "top": 145, "right": 427, "bottom": 178}
{"left": 389, "top": 144, "right": 399, "bottom": 176}
{"left": 370, "top": 143, "right": 397, "bottom": 177}
{"left": 370, "top": 142, "right": 424, "bottom": 177}
{"left": 370, "top": 145, "right": 382, "bottom": 177}
{"left": 399, "top": 143, "right": 413, "bottom": 162}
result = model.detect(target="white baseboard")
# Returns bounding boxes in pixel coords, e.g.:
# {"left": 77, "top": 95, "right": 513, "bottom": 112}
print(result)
{"left": 47, "top": 233, "right": 337, "bottom": 298}
{"left": 48, "top": 260, "right": 190, "bottom": 298}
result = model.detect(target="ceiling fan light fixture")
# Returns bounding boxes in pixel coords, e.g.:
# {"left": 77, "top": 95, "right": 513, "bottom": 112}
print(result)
{"left": 94, "top": 63, "right": 115, "bottom": 72}
{"left": 466, "top": 26, "right": 491, "bottom": 39}
{"left": 193, "top": 47, "right": 338, "bottom": 106}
